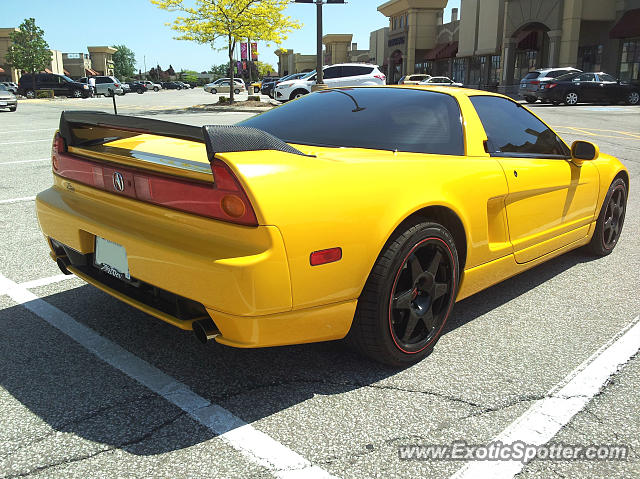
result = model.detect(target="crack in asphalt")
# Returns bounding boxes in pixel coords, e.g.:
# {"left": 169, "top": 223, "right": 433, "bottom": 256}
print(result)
{"left": 1, "top": 411, "right": 185, "bottom": 479}
{"left": 0, "top": 393, "right": 158, "bottom": 459}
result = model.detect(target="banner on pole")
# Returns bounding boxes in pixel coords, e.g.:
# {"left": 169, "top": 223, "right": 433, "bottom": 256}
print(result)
{"left": 251, "top": 43, "right": 258, "bottom": 61}
{"left": 240, "top": 43, "right": 248, "bottom": 60}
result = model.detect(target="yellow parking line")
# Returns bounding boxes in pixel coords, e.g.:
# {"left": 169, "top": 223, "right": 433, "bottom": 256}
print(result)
{"left": 551, "top": 126, "right": 640, "bottom": 141}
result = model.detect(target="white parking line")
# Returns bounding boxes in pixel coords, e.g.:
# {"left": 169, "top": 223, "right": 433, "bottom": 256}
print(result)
{"left": 20, "top": 274, "right": 76, "bottom": 289}
{"left": 0, "top": 158, "right": 49, "bottom": 166}
{"left": 451, "top": 314, "right": 640, "bottom": 479}
{"left": 0, "top": 273, "right": 337, "bottom": 479}
{"left": 0, "top": 196, "right": 36, "bottom": 205}
{"left": 0, "top": 139, "right": 51, "bottom": 145}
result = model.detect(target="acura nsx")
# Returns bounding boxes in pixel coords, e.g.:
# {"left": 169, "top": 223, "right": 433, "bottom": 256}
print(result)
{"left": 35, "top": 86, "right": 628, "bottom": 366}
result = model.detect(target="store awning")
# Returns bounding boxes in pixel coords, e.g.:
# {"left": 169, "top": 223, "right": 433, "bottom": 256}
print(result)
{"left": 85, "top": 68, "right": 99, "bottom": 76}
{"left": 437, "top": 41, "right": 459, "bottom": 59}
{"left": 0, "top": 67, "right": 5, "bottom": 74}
{"left": 425, "top": 43, "right": 448, "bottom": 61}
{"left": 610, "top": 8, "right": 640, "bottom": 39}
{"left": 63, "top": 69, "right": 70, "bottom": 76}
{"left": 43, "top": 68, "right": 52, "bottom": 74}
{"left": 514, "top": 30, "right": 539, "bottom": 50}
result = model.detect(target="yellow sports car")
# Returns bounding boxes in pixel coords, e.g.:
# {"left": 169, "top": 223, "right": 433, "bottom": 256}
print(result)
{"left": 36, "top": 86, "right": 628, "bottom": 366}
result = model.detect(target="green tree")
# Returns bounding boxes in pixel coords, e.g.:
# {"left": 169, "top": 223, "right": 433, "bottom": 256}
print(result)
{"left": 112, "top": 44, "right": 136, "bottom": 79}
{"left": 209, "top": 63, "right": 229, "bottom": 79}
{"left": 180, "top": 69, "right": 200, "bottom": 83}
{"left": 255, "top": 61, "right": 275, "bottom": 78}
{"left": 152, "top": 0, "right": 301, "bottom": 103}
{"left": 5, "top": 18, "right": 51, "bottom": 86}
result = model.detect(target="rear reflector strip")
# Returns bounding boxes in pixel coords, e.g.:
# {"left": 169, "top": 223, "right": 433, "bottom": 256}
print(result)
{"left": 52, "top": 150, "right": 258, "bottom": 226}
{"left": 310, "top": 248, "right": 342, "bottom": 266}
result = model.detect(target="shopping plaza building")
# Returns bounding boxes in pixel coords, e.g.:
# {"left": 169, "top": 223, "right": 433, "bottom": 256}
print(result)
{"left": 276, "top": 0, "right": 640, "bottom": 91}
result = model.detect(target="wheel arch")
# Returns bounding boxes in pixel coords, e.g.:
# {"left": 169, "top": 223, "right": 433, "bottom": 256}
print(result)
{"left": 614, "top": 169, "right": 629, "bottom": 193}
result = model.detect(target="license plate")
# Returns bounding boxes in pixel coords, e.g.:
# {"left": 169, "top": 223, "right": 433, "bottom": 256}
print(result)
{"left": 0, "top": 102, "right": 6, "bottom": 106}
{"left": 94, "top": 236, "right": 130, "bottom": 280}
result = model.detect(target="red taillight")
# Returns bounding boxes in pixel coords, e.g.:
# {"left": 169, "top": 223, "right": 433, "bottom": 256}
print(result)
{"left": 548, "top": 83, "right": 558, "bottom": 89}
{"left": 114, "top": 83, "right": 120, "bottom": 87}
{"left": 53, "top": 152, "right": 258, "bottom": 226}
{"left": 52, "top": 132, "right": 66, "bottom": 171}
{"left": 374, "top": 74, "right": 386, "bottom": 81}
{"left": 530, "top": 80, "right": 540, "bottom": 85}
{"left": 310, "top": 247, "right": 342, "bottom": 266}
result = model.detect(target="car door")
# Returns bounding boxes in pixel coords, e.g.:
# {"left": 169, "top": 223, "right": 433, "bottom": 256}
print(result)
{"left": 571, "top": 73, "right": 597, "bottom": 102}
{"left": 470, "top": 95, "right": 599, "bottom": 263}
{"left": 218, "top": 81, "right": 230, "bottom": 93}
{"left": 596, "top": 73, "right": 624, "bottom": 102}
{"left": 322, "top": 66, "right": 343, "bottom": 87}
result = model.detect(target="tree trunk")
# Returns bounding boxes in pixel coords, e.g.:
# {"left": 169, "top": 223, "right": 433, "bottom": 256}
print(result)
{"left": 228, "top": 37, "right": 235, "bottom": 104}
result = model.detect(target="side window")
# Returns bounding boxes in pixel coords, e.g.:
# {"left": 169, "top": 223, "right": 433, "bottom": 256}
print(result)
{"left": 574, "top": 73, "right": 596, "bottom": 82}
{"left": 341, "top": 66, "right": 360, "bottom": 77}
{"left": 323, "top": 66, "right": 343, "bottom": 79}
{"left": 470, "top": 96, "right": 569, "bottom": 157}
{"left": 598, "top": 73, "right": 616, "bottom": 82}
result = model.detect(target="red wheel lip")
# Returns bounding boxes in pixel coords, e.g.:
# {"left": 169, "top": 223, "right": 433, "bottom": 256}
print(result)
{"left": 388, "top": 237, "right": 457, "bottom": 355}
{"left": 601, "top": 184, "right": 625, "bottom": 251}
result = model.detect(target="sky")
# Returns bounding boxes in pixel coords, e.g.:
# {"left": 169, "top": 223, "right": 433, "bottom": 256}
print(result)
{"left": 2, "top": 0, "right": 461, "bottom": 74}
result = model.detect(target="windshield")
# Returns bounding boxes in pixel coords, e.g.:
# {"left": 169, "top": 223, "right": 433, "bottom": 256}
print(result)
{"left": 0, "top": 84, "right": 7, "bottom": 91}
{"left": 301, "top": 70, "right": 316, "bottom": 79}
{"left": 599, "top": 73, "right": 617, "bottom": 82}
{"left": 240, "top": 87, "right": 464, "bottom": 155}
{"left": 555, "top": 72, "right": 580, "bottom": 82}
{"left": 523, "top": 72, "right": 540, "bottom": 80}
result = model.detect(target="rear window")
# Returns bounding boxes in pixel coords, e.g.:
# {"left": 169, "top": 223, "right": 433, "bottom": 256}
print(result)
{"left": 240, "top": 88, "right": 464, "bottom": 155}
{"left": 343, "top": 66, "right": 374, "bottom": 76}
{"left": 523, "top": 72, "right": 540, "bottom": 80}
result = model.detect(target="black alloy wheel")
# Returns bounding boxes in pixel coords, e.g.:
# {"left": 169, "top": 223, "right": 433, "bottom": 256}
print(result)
{"left": 347, "top": 221, "right": 459, "bottom": 367}
{"left": 388, "top": 239, "right": 455, "bottom": 354}
{"left": 627, "top": 91, "right": 640, "bottom": 105}
{"left": 72, "top": 89, "right": 83, "bottom": 98}
{"left": 586, "top": 177, "right": 627, "bottom": 256}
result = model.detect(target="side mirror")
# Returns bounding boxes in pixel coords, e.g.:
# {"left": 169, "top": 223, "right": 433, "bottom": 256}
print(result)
{"left": 571, "top": 140, "right": 599, "bottom": 163}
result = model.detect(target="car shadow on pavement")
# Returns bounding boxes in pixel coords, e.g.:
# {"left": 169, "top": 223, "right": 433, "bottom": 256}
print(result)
{"left": 0, "top": 248, "right": 597, "bottom": 457}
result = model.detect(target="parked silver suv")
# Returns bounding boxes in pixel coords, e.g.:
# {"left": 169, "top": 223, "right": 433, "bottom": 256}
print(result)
{"left": 519, "top": 67, "right": 581, "bottom": 103}
{"left": 79, "top": 76, "right": 124, "bottom": 96}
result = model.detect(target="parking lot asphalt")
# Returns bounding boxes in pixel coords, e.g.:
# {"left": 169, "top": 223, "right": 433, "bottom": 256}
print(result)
{"left": 0, "top": 90, "right": 639, "bottom": 479}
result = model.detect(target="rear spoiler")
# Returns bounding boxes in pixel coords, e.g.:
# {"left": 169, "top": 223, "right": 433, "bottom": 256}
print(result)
{"left": 58, "top": 110, "right": 306, "bottom": 161}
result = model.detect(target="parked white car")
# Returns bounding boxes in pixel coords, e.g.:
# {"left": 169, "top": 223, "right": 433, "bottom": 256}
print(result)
{"left": 399, "top": 74, "right": 431, "bottom": 85}
{"left": 141, "top": 80, "right": 161, "bottom": 92}
{"left": 204, "top": 78, "right": 246, "bottom": 94}
{"left": 273, "top": 63, "right": 386, "bottom": 102}
{"left": 419, "top": 76, "right": 463, "bottom": 87}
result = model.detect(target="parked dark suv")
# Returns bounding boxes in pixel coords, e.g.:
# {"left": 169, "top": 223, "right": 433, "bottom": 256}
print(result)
{"left": 18, "top": 73, "right": 90, "bottom": 99}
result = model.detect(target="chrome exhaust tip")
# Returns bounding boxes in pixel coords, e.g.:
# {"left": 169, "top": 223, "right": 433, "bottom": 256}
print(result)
{"left": 193, "top": 318, "right": 219, "bottom": 344}
{"left": 56, "top": 257, "right": 72, "bottom": 275}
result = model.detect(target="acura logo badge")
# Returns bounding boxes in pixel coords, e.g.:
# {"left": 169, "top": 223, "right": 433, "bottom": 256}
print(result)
{"left": 113, "top": 172, "right": 125, "bottom": 192}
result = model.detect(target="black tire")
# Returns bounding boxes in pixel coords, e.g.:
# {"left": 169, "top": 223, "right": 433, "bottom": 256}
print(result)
{"left": 234, "top": 88, "right": 240, "bottom": 94}
{"left": 153, "top": 87, "right": 159, "bottom": 92}
{"left": 552, "top": 100, "right": 561, "bottom": 105}
{"left": 136, "top": 88, "right": 144, "bottom": 94}
{"left": 72, "top": 89, "right": 83, "bottom": 98}
{"left": 210, "top": 88, "right": 217, "bottom": 95}
{"left": 25, "top": 89, "right": 35, "bottom": 99}
{"left": 254, "top": 87, "right": 260, "bottom": 94}
{"left": 564, "top": 91, "right": 579, "bottom": 105}
{"left": 347, "top": 221, "right": 459, "bottom": 367}
{"left": 585, "top": 178, "right": 627, "bottom": 256}
{"left": 9, "top": 106, "right": 17, "bottom": 112}
{"left": 524, "top": 96, "right": 537, "bottom": 104}
{"left": 627, "top": 91, "right": 640, "bottom": 105}
{"left": 289, "top": 89, "right": 308, "bottom": 101}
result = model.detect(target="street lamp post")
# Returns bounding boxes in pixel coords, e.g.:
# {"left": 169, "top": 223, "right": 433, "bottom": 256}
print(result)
{"left": 316, "top": 0, "right": 324, "bottom": 86}
{"left": 294, "top": 0, "right": 344, "bottom": 90}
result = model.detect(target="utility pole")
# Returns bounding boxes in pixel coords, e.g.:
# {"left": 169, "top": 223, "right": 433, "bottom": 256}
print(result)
{"left": 294, "top": 0, "right": 345, "bottom": 90}
{"left": 143, "top": 55, "right": 147, "bottom": 80}
{"left": 316, "top": 0, "right": 324, "bottom": 86}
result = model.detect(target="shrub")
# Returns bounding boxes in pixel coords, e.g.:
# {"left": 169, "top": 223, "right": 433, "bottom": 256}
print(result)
{"left": 218, "top": 96, "right": 229, "bottom": 104}
{"left": 247, "top": 95, "right": 260, "bottom": 102}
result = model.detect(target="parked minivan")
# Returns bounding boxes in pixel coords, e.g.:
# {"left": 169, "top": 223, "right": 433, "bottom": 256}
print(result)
{"left": 78, "top": 76, "right": 124, "bottom": 96}
{"left": 18, "top": 73, "right": 91, "bottom": 99}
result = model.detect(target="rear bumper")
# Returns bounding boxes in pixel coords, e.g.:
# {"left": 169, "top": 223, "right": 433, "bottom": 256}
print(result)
{"left": 36, "top": 180, "right": 356, "bottom": 347}
{"left": 36, "top": 179, "right": 292, "bottom": 318}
